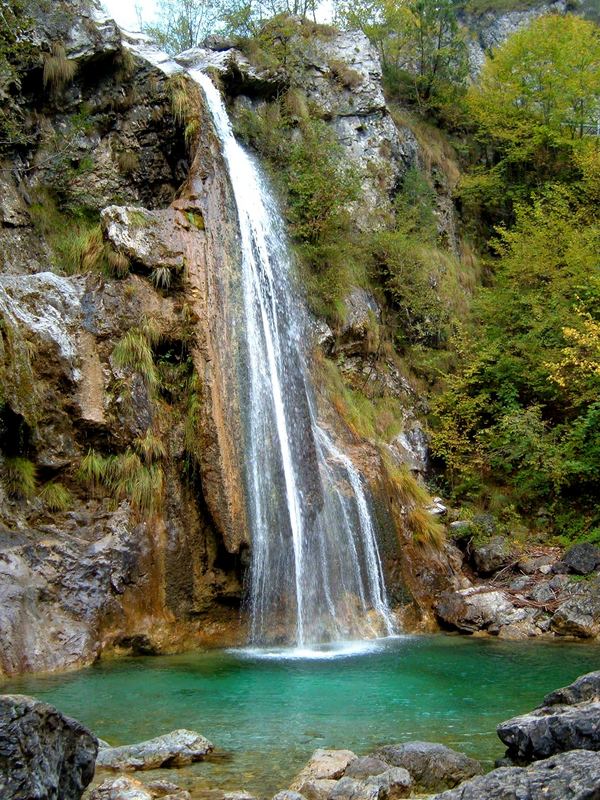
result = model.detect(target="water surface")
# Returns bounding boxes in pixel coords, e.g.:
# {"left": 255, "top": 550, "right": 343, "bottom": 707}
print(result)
{"left": 4, "top": 635, "right": 599, "bottom": 796}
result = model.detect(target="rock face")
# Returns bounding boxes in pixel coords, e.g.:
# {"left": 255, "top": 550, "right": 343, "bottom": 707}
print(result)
{"left": 0, "top": 694, "right": 98, "bottom": 800}
{"left": 373, "top": 742, "right": 482, "bottom": 791}
{"left": 552, "top": 577, "right": 600, "bottom": 638}
{"left": 96, "top": 729, "right": 213, "bottom": 771}
{"left": 497, "top": 670, "right": 600, "bottom": 764}
{"left": 460, "top": 0, "right": 568, "bottom": 75}
{"left": 176, "top": 25, "right": 417, "bottom": 219}
{"left": 430, "top": 749, "right": 600, "bottom": 800}
{"left": 0, "top": 4, "right": 244, "bottom": 676}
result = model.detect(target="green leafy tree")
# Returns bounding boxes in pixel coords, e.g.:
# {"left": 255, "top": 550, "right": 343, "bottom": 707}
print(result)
{"left": 336, "top": 0, "right": 468, "bottom": 111}
{"left": 144, "top": 0, "right": 220, "bottom": 53}
{"left": 468, "top": 13, "right": 600, "bottom": 144}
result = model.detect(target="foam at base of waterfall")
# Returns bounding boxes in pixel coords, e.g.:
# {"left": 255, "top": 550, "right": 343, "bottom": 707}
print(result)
{"left": 230, "top": 636, "right": 409, "bottom": 661}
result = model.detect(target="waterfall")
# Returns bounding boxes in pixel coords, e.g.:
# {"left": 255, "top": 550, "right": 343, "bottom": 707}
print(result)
{"left": 192, "top": 71, "right": 395, "bottom": 647}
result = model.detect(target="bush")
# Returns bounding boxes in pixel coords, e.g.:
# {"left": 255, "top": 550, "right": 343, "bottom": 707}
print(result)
{"left": 2, "top": 456, "right": 36, "bottom": 499}
{"left": 43, "top": 42, "right": 77, "bottom": 93}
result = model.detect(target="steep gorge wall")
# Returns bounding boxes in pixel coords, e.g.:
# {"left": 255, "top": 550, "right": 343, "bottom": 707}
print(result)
{"left": 0, "top": 2, "right": 470, "bottom": 676}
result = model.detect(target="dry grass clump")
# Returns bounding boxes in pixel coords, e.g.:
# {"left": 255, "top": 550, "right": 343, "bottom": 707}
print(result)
{"left": 167, "top": 73, "right": 201, "bottom": 149}
{"left": 117, "top": 150, "right": 139, "bottom": 175}
{"left": 43, "top": 43, "right": 77, "bottom": 92}
{"left": 329, "top": 60, "right": 363, "bottom": 89}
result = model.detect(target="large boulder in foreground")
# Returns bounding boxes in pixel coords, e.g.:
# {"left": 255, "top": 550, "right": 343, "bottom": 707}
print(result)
{"left": 497, "top": 670, "right": 600, "bottom": 764}
{"left": 290, "top": 750, "right": 357, "bottom": 790}
{"left": 96, "top": 729, "right": 213, "bottom": 771}
{"left": 372, "top": 741, "right": 482, "bottom": 791}
{"left": 497, "top": 703, "right": 600, "bottom": 764}
{"left": 0, "top": 694, "right": 98, "bottom": 800}
{"left": 430, "top": 749, "right": 600, "bottom": 800}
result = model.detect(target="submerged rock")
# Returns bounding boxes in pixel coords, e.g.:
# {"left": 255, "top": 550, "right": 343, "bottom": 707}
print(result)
{"left": 96, "top": 729, "right": 213, "bottom": 771}
{"left": 0, "top": 694, "right": 98, "bottom": 800}
{"left": 290, "top": 750, "right": 358, "bottom": 790}
{"left": 430, "top": 749, "right": 600, "bottom": 800}
{"left": 373, "top": 741, "right": 482, "bottom": 791}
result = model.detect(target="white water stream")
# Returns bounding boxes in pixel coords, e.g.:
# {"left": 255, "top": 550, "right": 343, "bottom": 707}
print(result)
{"left": 192, "top": 71, "right": 395, "bottom": 646}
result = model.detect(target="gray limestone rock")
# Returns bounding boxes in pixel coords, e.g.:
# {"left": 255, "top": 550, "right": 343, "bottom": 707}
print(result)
{"left": 96, "top": 729, "right": 213, "bottom": 770}
{"left": 0, "top": 694, "right": 98, "bottom": 800}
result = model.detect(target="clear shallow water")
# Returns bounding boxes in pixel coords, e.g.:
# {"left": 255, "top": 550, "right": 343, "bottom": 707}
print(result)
{"left": 3, "top": 636, "right": 599, "bottom": 796}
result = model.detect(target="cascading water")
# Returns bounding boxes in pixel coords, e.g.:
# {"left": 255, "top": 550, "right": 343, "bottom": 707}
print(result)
{"left": 192, "top": 70, "right": 395, "bottom": 647}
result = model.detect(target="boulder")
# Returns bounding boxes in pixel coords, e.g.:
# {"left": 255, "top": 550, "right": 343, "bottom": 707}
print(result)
{"left": 344, "top": 757, "right": 390, "bottom": 779}
{"left": 364, "top": 768, "right": 412, "bottom": 798}
{"left": 372, "top": 741, "right": 482, "bottom": 791}
{"left": 96, "top": 729, "right": 213, "bottom": 771}
{"left": 519, "top": 555, "right": 556, "bottom": 575}
{"left": 430, "top": 749, "right": 600, "bottom": 800}
{"left": 543, "top": 670, "right": 600, "bottom": 706}
{"left": 290, "top": 750, "right": 357, "bottom": 790}
{"left": 89, "top": 777, "right": 154, "bottom": 800}
{"left": 563, "top": 543, "right": 600, "bottom": 575}
{"left": 471, "top": 536, "right": 510, "bottom": 575}
{"left": 273, "top": 793, "right": 306, "bottom": 800}
{"left": 551, "top": 578, "right": 600, "bottom": 638}
{"left": 435, "top": 588, "right": 516, "bottom": 634}
{"left": 0, "top": 694, "right": 98, "bottom": 800}
{"left": 296, "top": 779, "right": 339, "bottom": 800}
{"left": 497, "top": 702, "right": 600, "bottom": 763}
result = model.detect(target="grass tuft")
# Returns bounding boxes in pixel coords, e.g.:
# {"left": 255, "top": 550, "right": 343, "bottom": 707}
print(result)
{"left": 112, "top": 330, "right": 158, "bottom": 387}
{"left": 43, "top": 42, "right": 77, "bottom": 92}
{"left": 2, "top": 457, "right": 37, "bottom": 499}
{"left": 39, "top": 481, "right": 72, "bottom": 511}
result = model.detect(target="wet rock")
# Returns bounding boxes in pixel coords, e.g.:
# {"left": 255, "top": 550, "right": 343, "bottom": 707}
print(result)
{"left": 373, "top": 742, "right": 482, "bottom": 791}
{"left": 148, "top": 780, "right": 187, "bottom": 797}
{"left": 497, "top": 669, "right": 600, "bottom": 763}
{"left": 0, "top": 694, "right": 97, "bottom": 800}
{"left": 499, "top": 702, "right": 600, "bottom": 762}
{"left": 551, "top": 577, "right": 600, "bottom": 638}
{"left": 497, "top": 620, "right": 537, "bottom": 640}
{"left": 344, "top": 757, "right": 390, "bottom": 779}
{"left": 89, "top": 776, "right": 153, "bottom": 799}
{"left": 435, "top": 588, "right": 516, "bottom": 634}
{"left": 563, "top": 543, "right": 600, "bottom": 575}
{"left": 291, "top": 750, "right": 358, "bottom": 790}
{"left": 430, "top": 749, "right": 600, "bottom": 800}
{"left": 297, "top": 779, "right": 339, "bottom": 800}
{"left": 96, "top": 729, "right": 213, "bottom": 771}
{"left": 364, "top": 768, "right": 412, "bottom": 798}
{"left": 471, "top": 536, "right": 510, "bottom": 575}
{"left": 543, "top": 670, "right": 600, "bottom": 706}
{"left": 273, "top": 793, "right": 306, "bottom": 800}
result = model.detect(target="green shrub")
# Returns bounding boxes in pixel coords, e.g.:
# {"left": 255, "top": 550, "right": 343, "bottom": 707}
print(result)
{"left": 2, "top": 456, "right": 36, "bottom": 499}
{"left": 112, "top": 329, "right": 158, "bottom": 387}
{"left": 39, "top": 481, "right": 72, "bottom": 511}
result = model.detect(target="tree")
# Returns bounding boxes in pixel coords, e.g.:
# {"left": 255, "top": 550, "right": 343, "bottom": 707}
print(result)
{"left": 144, "top": 0, "right": 220, "bottom": 53}
{"left": 468, "top": 14, "right": 600, "bottom": 144}
{"left": 336, "top": 0, "right": 468, "bottom": 111}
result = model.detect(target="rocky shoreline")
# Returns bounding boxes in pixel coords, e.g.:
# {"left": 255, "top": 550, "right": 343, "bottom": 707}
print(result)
{"left": 2, "top": 670, "right": 599, "bottom": 799}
